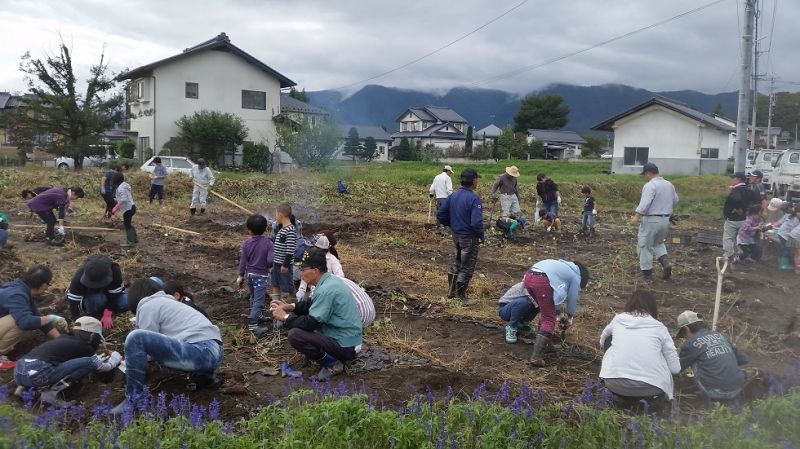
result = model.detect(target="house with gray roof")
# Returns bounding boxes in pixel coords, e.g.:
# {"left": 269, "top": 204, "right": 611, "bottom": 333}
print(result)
{"left": 279, "top": 93, "right": 329, "bottom": 128}
{"left": 592, "top": 96, "right": 736, "bottom": 175}
{"left": 526, "top": 129, "right": 587, "bottom": 160}
{"left": 335, "top": 124, "right": 393, "bottom": 162}
{"left": 391, "top": 106, "right": 469, "bottom": 150}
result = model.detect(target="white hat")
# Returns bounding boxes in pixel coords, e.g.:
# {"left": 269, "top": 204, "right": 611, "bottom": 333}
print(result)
{"left": 73, "top": 316, "right": 104, "bottom": 338}
{"left": 767, "top": 198, "right": 785, "bottom": 212}
{"left": 443, "top": 165, "right": 453, "bottom": 172}
{"left": 675, "top": 310, "right": 703, "bottom": 337}
{"left": 313, "top": 235, "right": 331, "bottom": 250}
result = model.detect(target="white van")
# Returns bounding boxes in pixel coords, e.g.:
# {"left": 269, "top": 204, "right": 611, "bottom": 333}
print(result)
{"left": 771, "top": 149, "right": 800, "bottom": 202}
{"left": 752, "top": 150, "right": 784, "bottom": 190}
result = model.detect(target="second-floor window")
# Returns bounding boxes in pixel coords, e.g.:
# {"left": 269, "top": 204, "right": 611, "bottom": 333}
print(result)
{"left": 185, "top": 82, "right": 199, "bottom": 99}
{"left": 241, "top": 90, "right": 266, "bottom": 110}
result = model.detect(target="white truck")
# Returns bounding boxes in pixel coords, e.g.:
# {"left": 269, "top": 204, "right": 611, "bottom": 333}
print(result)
{"left": 770, "top": 148, "right": 800, "bottom": 203}
{"left": 752, "top": 150, "right": 785, "bottom": 192}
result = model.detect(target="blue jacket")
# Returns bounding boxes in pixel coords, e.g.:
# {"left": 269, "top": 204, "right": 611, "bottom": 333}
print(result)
{"left": 0, "top": 279, "right": 53, "bottom": 333}
{"left": 436, "top": 187, "right": 484, "bottom": 240}
{"left": 531, "top": 259, "right": 582, "bottom": 317}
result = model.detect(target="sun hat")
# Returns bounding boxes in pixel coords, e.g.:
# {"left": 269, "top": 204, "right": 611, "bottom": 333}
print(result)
{"left": 80, "top": 257, "right": 113, "bottom": 289}
{"left": 312, "top": 235, "right": 331, "bottom": 250}
{"left": 767, "top": 198, "right": 785, "bottom": 211}
{"left": 505, "top": 166, "right": 520, "bottom": 177}
{"left": 675, "top": 310, "right": 703, "bottom": 338}
{"left": 443, "top": 165, "right": 453, "bottom": 173}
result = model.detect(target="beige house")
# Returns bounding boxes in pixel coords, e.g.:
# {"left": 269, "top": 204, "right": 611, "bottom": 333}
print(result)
{"left": 117, "top": 33, "right": 296, "bottom": 163}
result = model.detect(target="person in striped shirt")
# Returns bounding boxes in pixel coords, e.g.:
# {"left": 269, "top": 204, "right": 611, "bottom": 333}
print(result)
{"left": 270, "top": 204, "right": 297, "bottom": 302}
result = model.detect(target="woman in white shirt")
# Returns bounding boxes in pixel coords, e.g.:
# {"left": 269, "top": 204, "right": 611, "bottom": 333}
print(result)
{"left": 296, "top": 234, "right": 344, "bottom": 301}
{"left": 599, "top": 290, "right": 680, "bottom": 413}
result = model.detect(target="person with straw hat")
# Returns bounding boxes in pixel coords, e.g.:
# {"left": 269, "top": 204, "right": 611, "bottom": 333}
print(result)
{"left": 491, "top": 165, "right": 521, "bottom": 220}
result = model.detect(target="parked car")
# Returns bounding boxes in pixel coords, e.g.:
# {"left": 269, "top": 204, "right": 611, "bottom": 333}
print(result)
{"left": 770, "top": 149, "right": 800, "bottom": 202}
{"left": 55, "top": 145, "right": 117, "bottom": 169}
{"left": 140, "top": 156, "right": 197, "bottom": 175}
{"left": 752, "top": 149, "right": 785, "bottom": 191}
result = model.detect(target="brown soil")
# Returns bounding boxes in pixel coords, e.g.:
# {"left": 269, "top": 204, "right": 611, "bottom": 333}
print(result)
{"left": 0, "top": 196, "right": 798, "bottom": 420}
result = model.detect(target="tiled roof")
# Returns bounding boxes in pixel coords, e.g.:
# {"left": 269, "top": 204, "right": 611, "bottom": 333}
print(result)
{"left": 592, "top": 96, "right": 735, "bottom": 133}
{"left": 339, "top": 124, "right": 391, "bottom": 141}
{"left": 280, "top": 93, "right": 329, "bottom": 115}
{"left": 527, "top": 129, "right": 586, "bottom": 144}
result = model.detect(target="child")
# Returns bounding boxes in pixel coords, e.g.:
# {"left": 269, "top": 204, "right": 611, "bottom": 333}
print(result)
{"left": 0, "top": 210, "right": 8, "bottom": 249}
{"left": 148, "top": 157, "right": 167, "bottom": 205}
{"left": 13, "top": 317, "right": 121, "bottom": 405}
{"left": 271, "top": 204, "right": 297, "bottom": 303}
{"left": 498, "top": 281, "right": 538, "bottom": 344}
{"left": 495, "top": 214, "right": 526, "bottom": 239}
{"left": 581, "top": 186, "right": 598, "bottom": 237}
{"left": 737, "top": 204, "right": 763, "bottom": 263}
{"left": 771, "top": 204, "right": 799, "bottom": 270}
{"left": 163, "top": 280, "right": 210, "bottom": 319}
{"left": 237, "top": 215, "right": 274, "bottom": 334}
{"left": 538, "top": 209, "right": 561, "bottom": 232}
{"left": 112, "top": 173, "right": 137, "bottom": 248}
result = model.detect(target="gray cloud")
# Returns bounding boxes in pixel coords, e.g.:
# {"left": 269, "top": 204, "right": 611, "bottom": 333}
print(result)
{"left": 0, "top": 0, "right": 797, "bottom": 95}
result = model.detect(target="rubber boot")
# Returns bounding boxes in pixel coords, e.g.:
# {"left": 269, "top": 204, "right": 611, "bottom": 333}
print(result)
{"left": 456, "top": 281, "right": 476, "bottom": 306}
{"left": 658, "top": 255, "right": 672, "bottom": 280}
{"left": 190, "top": 208, "right": 196, "bottom": 216}
{"left": 446, "top": 273, "right": 458, "bottom": 298}
{"left": 158, "top": 199, "right": 163, "bottom": 206}
{"left": 39, "top": 378, "right": 71, "bottom": 405}
{"left": 200, "top": 208, "right": 206, "bottom": 215}
{"left": 312, "top": 354, "right": 344, "bottom": 381}
{"left": 529, "top": 333, "right": 551, "bottom": 367}
{"left": 504, "top": 325, "right": 518, "bottom": 344}
{"left": 795, "top": 252, "right": 800, "bottom": 275}
{"left": 186, "top": 372, "right": 221, "bottom": 391}
{"left": 778, "top": 256, "right": 794, "bottom": 271}
{"left": 121, "top": 228, "right": 137, "bottom": 248}
{"left": 517, "top": 322, "right": 533, "bottom": 333}
{"left": 640, "top": 269, "right": 653, "bottom": 282}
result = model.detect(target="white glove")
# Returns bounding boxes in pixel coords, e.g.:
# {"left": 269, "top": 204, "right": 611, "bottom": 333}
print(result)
{"left": 592, "top": 209, "right": 597, "bottom": 215}
{"left": 535, "top": 200, "right": 541, "bottom": 211}
{"left": 56, "top": 226, "right": 65, "bottom": 236}
{"left": 106, "top": 351, "right": 122, "bottom": 367}
{"left": 557, "top": 196, "right": 562, "bottom": 205}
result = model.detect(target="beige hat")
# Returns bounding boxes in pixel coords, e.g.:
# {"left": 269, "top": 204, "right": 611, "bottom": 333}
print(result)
{"left": 675, "top": 310, "right": 703, "bottom": 337}
{"left": 767, "top": 198, "right": 785, "bottom": 212}
{"left": 443, "top": 165, "right": 453, "bottom": 173}
{"left": 505, "top": 166, "right": 520, "bottom": 177}
{"left": 73, "top": 316, "right": 104, "bottom": 337}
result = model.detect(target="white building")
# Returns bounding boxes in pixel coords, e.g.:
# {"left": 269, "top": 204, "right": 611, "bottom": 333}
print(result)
{"left": 117, "top": 33, "right": 296, "bottom": 164}
{"left": 476, "top": 124, "right": 502, "bottom": 144}
{"left": 592, "top": 96, "right": 735, "bottom": 175}
{"left": 336, "top": 125, "right": 393, "bottom": 162}
{"left": 526, "top": 129, "right": 586, "bottom": 160}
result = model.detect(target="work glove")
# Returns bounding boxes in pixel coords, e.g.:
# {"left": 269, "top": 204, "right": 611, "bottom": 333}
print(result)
{"left": 112, "top": 203, "right": 121, "bottom": 215}
{"left": 56, "top": 226, "right": 65, "bottom": 236}
{"left": 429, "top": 193, "right": 434, "bottom": 198}
{"left": 48, "top": 315, "right": 68, "bottom": 331}
{"left": 104, "top": 351, "right": 122, "bottom": 368}
{"left": 100, "top": 309, "right": 114, "bottom": 329}
{"left": 558, "top": 313, "right": 573, "bottom": 331}
{"left": 557, "top": 196, "right": 562, "bottom": 205}
{"left": 669, "top": 215, "right": 679, "bottom": 226}
{"left": 592, "top": 209, "right": 598, "bottom": 216}
{"left": 535, "top": 200, "right": 541, "bottom": 211}
{"left": 236, "top": 276, "right": 244, "bottom": 289}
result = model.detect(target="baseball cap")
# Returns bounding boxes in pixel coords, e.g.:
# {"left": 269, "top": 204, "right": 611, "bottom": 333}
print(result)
{"left": 443, "top": 165, "right": 453, "bottom": 173}
{"left": 748, "top": 170, "right": 764, "bottom": 178}
{"left": 298, "top": 248, "right": 327, "bottom": 270}
{"left": 149, "top": 276, "right": 164, "bottom": 287}
{"left": 312, "top": 234, "right": 331, "bottom": 250}
{"left": 73, "top": 316, "right": 104, "bottom": 339}
{"left": 640, "top": 163, "right": 659, "bottom": 175}
{"left": 675, "top": 310, "right": 703, "bottom": 338}
{"left": 731, "top": 172, "right": 747, "bottom": 180}
{"left": 80, "top": 257, "right": 113, "bottom": 289}
{"left": 768, "top": 198, "right": 785, "bottom": 211}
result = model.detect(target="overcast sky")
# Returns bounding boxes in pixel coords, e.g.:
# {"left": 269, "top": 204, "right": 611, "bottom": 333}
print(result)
{"left": 1, "top": 0, "right": 797, "bottom": 96}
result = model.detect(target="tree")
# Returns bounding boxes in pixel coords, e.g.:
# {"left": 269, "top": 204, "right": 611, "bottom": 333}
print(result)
{"left": 395, "top": 137, "right": 413, "bottom": 161}
{"left": 0, "top": 108, "right": 37, "bottom": 165}
{"left": 342, "top": 127, "right": 362, "bottom": 160}
{"left": 712, "top": 102, "right": 725, "bottom": 117}
{"left": 19, "top": 42, "right": 124, "bottom": 168}
{"left": 116, "top": 140, "right": 136, "bottom": 159}
{"left": 288, "top": 87, "right": 310, "bottom": 103}
{"left": 581, "top": 135, "right": 605, "bottom": 158}
{"left": 162, "top": 136, "right": 191, "bottom": 156}
{"left": 465, "top": 126, "right": 474, "bottom": 154}
{"left": 495, "top": 125, "right": 516, "bottom": 159}
{"left": 243, "top": 142, "right": 271, "bottom": 172}
{"left": 361, "top": 136, "right": 377, "bottom": 161}
{"left": 513, "top": 94, "right": 569, "bottom": 132}
{"left": 175, "top": 110, "right": 248, "bottom": 164}
{"left": 277, "top": 118, "right": 340, "bottom": 169}
{"left": 528, "top": 140, "right": 545, "bottom": 159}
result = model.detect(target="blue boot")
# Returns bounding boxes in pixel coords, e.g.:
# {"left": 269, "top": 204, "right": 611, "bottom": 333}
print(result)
{"left": 311, "top": 354, "right": 343, "bottom": 381}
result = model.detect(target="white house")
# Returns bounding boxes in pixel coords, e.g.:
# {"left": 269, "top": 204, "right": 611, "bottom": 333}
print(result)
{"left": 592, "top": 96, "right": 735, "bottom": 175}
{"left": 336, "top": 125, "right": 392, "bottom": 162}
{"left": 476, "top": 124, "right": 502, "bottom": 143}
{"left": 117, "top": 33, "right": 296, "bottom": 164}
{"left": 278, "top": 93, "right": 329, "bottom": 127}
{"left": 390, "top": 106, "right": 469, "bottom": 149}
{"left": 526, "top": 129, "right": 586, "bottom": 160}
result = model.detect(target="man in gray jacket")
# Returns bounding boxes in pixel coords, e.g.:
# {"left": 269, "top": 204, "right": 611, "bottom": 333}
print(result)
{"left": 189, "top": 159, "right": 215, "bottom": 216}
{"left": 112, "top": 278, "right": 223, "bottom": 413}
{"left": 676, "top": 311, "right": 748, "bottom": 400}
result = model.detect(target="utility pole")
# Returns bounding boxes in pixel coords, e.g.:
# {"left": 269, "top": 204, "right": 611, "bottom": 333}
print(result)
{"left": 766, "top": 76, "right": 775, "bottom": 149}
{"left": 734, "top": 0, "right": 757, "bottom": 173}
{"left": 750, "top": 0, "right": 761, "bottom": 149}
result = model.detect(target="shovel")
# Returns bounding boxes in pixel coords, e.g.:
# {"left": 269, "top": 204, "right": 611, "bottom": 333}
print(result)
{"left": 712, "top": 257, "right": 728, "bottom": 330}
{"left": 427, "top": 198, "right": 433, "bottom": 224}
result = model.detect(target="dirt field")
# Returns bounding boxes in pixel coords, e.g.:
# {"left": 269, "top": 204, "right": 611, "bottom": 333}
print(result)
{"left": 1, "top": 169, "right": 798, "bottom": 421}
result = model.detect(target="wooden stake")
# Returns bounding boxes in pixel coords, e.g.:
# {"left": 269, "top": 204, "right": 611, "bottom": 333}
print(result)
{"left": 11, "top": 224, "right": 117, "bottom": 232}
{"left": 194, "top": 183, "right": 254, "bottom": 214}
{"left": 712, "top": 256, "right": 728, "bottom": 331}
{"left": 148, "top": 223, "right": 201, "bottom": 236}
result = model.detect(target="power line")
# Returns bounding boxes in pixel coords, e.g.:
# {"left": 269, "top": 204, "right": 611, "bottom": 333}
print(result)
{"left": 468, "top": 0, "right": 728, "bottom": 87}
{"left": 327, "top": 0, "right": 530, "bottom": 91}
{"left": 764, "top": 0, "right": 778, "bottom": 73}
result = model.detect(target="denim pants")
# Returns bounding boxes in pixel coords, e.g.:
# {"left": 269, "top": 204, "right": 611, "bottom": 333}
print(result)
{"left": 722, "top": 219, "right": 744, "bottom": 259}
{"left": 80, "top": 292, "right": 129, "bottom": 319}
{"left": 694, "top": 376, "right": 741, "bottom": 400}
{"left": 498, "top": 297, "right": 538, "bottom": 327}
{"left": 14, "top": 357, "right": 95, "bottom": 388}
{"left": 148, "top": 184, "right": 164, "bottom": 202}
{"left": 37, "top": 211, "right": 57, "bottom": 240}
{"left": 0, "top": 229, "right": 7, "bottom": 247}
{"left": 271, "top": 264, "right": 294, "bottom": 293}
{"left": 637, "top": 216, "right": 670, "bottom": 270}
{"left": 543, "top": 201, "right": 558, "bottom": 217}
{"left": 247, "top": 274, "right": 269, "bottom": 324}
{"left": 582, "top": 212, "right": 595, "bottom": 229}
{"left": 451, "top": 234, "right": 480, "bottom": 284}
{"left": 124, "top": 329, "right": 223, "bottom": 398}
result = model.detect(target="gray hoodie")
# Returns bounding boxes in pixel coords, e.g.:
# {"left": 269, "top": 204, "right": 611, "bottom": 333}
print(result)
{"left": 135, "top": 292, "right": 221, "bottom": 344}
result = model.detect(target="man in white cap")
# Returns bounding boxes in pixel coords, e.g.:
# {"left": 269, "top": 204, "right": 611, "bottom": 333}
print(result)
{"left": 492, "top": 166, "right": 521, "bottom": 220}
{"left": 429, "top": 166, "right": 454, "bottom": 232}
{"left": 675, "top": 311, "right": 748, "bottom": 400}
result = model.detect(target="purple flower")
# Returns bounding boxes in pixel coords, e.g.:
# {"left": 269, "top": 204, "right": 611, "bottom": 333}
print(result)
{"left": 495, "top": 381, "right": 510, "bottom": 404}
{"left": 154, "top": 391, "right": 168, "bottom": 419}
{"left": 209, "top": 399, "right": 220, "bottom": 421}
{"left": 0, "top": 384, "right": 9, "bottom": 402}
{"left": 21, "top": 388, "right": 35, "bottom": 409}
{"left": 425, "top": 387, "right": 435, "bottom": 405}
{"left": 471, "top": 383, "right": 487, "bottom": 401}
{"left": 189, "top": 404, "right": 206, "bottom": 428}
{"left": 223, "top": 421, "right": 234, "bottom": 434}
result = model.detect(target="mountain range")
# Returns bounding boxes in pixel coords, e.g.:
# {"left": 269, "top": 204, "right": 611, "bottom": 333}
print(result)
{"left": 307, "top": 84, "right": 739, "bottom": 135}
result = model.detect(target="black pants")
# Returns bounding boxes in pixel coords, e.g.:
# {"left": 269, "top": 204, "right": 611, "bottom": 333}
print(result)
{"left": 148, "top": 185, "right": 164, "bottom": 202}
{"left": 123, "top": 205, "right": 136, "bottom": 231}
{"left": 739, "top": 243, "right": 762, "bottom": 261}
{"left": 287, "top": 328, "right": 357, "bottom": 362}
{"left": 102, "top": 194, "right": 116, "bottom": 218}
{"left": 37, "top": 211, "right": 56, "bottom": 240}
{"left": 610, "top": 392, "right": 669, "bottom": 416}
{"left": 451, "top": 234, "right": 480, "bottom": 284}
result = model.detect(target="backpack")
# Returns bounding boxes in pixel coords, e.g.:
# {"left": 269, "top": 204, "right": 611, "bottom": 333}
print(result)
{"left": 294, "top": 238, "right": 313, "bottom": 261}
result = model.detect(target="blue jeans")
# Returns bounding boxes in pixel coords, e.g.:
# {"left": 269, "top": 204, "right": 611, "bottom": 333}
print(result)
{"left": 498, "top": 297, "right": 538, "bottom": 328}
{"left": 271, "top": 264, "right": 294, "bottom": 293}
{"left": 695, "top": 376, "right": 741, "bottom": 400}
{"left": 123, "top": 329, "right": 223, "bottom": 398}
{"left": 582, "top": 212, "right": 595, "bottom": 229}
{"left": 247, "top": 274, "right": 269, "bottom": 324}
{"left": 83, "top": 292, "right": 129, "bottom": 318}
{"left": 543, "top": 201, "right": 558, "bottom": 217}
{"left": 14, "top": 357, "right": 95, "bottom": 388}
{"left": 0, "top": 229, "right": 7, "bottom": 247}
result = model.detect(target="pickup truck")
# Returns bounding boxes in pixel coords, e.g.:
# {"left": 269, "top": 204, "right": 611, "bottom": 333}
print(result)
{"left": 770, "top": 149, "right": 800, "bottom": 203}
{"left": 752, "top": 150, "right": 784, "bottom": 191}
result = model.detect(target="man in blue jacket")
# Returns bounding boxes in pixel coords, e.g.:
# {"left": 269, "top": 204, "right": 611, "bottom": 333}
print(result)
{"left": 436, "top": 168, "right": 484, "bottom": 305}
{"left": 0, "top": 265, "right": 64, "bottom": 358}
